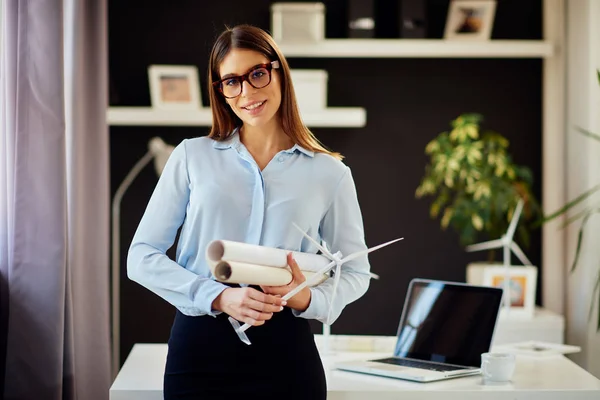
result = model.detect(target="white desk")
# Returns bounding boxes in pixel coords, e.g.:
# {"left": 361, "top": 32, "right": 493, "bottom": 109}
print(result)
{"left": 111, "top": 342, "right": 600, "bottom": 400}
{"left": 312, "top": 308, "right": 565, "bottom": 355}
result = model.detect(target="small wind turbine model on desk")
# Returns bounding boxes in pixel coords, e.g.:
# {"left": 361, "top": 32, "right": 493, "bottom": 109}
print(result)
{"left": 465, "top": 199, "right": 533, "bottom": 315}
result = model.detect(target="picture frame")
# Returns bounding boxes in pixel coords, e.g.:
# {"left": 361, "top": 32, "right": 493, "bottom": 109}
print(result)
{"left": 482, "top": 266, "right": 537, "bottom": 318}
{"left": 443, "top": 0, "right": 496, "bottom": 41}
{"left": 148, "top": 65, "right": 202, "bottom": 110}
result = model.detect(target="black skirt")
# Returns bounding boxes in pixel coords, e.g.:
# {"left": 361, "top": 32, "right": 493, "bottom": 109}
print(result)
{"left": 163, "top": 297, "right": 327, "bottom": 400}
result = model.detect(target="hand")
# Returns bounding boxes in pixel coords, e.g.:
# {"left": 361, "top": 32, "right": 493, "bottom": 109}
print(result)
{"left": 261, "top": 253, "right": 311, "bottom": 312}
{"left": 211, "top": 287, "right": 286, "bottom": 326}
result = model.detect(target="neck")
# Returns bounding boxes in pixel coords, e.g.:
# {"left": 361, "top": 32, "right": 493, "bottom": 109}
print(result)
{"left": 239, "top": 118, "right": 292, "bottom": 154}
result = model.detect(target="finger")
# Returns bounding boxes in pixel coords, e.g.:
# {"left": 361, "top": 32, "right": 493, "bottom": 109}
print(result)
{"left": 260, "top": 287, "right": 286, "bottom": 297}
{"left": 243, "top": 316, "right": 265, "bottom": 327}
{"left": 249, "top": 288, "right": 286, "bottom": 307}
{"left": 260, "top": 285, "right": 277, "bottom": 295}
{"left": 242, "top": 307, "right": 274, "bottom": 322}
{"left": 287, "top": 253, "right": 305, "bottom": 283}
{"left": 244, "top": 297, "right": 284, "bottom": 314}
{"left": 260, "top": 286, "right": 288, "bottom": 298}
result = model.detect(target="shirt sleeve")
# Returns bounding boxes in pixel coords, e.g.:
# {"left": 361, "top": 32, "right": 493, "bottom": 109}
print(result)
{"left": 127, "top": 139, "right": 228, "bottom": 317}
{"left": 292, "top": 167, "right": 371, "bottom": 325}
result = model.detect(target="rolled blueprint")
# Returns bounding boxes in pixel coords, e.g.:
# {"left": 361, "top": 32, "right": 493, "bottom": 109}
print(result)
{"left": 209, "top": 260, "right": 328, "bottom": 286}
{"left": 206, "top": 240, "right": 332, "bottom": 286}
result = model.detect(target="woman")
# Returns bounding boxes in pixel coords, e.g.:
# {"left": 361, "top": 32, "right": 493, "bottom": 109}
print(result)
{"left": 127, "top": 24, "right": 371, "bottom": 399}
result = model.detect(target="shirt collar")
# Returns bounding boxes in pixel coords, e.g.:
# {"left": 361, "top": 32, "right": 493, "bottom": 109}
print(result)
{"left": 212, "top": 127, "right": 241, "bottom": 150}
{"left": 284, "top": 144, "right": 314, "bottom": 157}
{"left": 213, "top": 128, "right": 315, "bottom": 158}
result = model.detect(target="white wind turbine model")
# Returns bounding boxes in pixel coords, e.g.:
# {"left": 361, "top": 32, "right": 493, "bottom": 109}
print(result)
{"left": 228, "top": 223, "right": 403, "bottom": 346}
{"left": 465, "top": 199, "right": 532, "bottom": 313}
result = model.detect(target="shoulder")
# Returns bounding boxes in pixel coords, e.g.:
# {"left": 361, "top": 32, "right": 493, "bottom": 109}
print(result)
{"left": 179, "top": 136, "right": 218, "bottom": 152}
{"left": 311, "top": 152, "right": 350, "bottom": 181}
{"left": 172, "top": 136, "right": 227, "bottom": 161}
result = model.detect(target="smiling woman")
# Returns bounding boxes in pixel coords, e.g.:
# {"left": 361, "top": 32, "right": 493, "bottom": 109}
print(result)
{"left": 207, "top": 24, "right": 341, "bottom": 163}
{"left": 127, "top": 24, "right": 373, "bottom": 400}
{"left": 214, "top": 54, "right": 282, "bottom": 132}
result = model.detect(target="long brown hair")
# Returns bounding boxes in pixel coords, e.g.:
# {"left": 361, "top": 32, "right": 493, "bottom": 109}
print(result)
{"left": 207, "top": 24, "right": 342, "bottom": 160}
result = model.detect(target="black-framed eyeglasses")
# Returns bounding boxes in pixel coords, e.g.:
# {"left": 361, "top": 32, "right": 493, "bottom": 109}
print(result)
{"left": 213, "top": 60, "right": 280, "bottom": 99}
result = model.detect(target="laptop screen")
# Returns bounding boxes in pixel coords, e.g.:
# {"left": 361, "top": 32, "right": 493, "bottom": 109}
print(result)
{"left": 393, "top": 280, "right": 503, "bottom": 367}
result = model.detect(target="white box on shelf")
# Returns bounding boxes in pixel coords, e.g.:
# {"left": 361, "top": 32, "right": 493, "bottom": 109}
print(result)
{"left": 290, "top": 69, "right": 328, "bottom": 111}
{"left": 271, "top": 2, "right": 325, "bottom": 43}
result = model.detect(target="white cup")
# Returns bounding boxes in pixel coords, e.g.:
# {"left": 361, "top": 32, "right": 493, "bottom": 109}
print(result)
{"left": 481, "top": 352, "right": 516, "bottom": 382}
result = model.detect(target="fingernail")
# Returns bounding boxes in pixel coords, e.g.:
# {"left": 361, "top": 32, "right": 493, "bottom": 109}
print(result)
{"left": 279, "top": 306, "right": 283, "bottom": 311}
{"left": 282, "top": 301, "right": 287, "bottom": 306}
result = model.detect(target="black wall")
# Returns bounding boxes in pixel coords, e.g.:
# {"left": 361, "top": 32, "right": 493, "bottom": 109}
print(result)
{"left": 109, "top": 0, "right": 543, "bottom": 366}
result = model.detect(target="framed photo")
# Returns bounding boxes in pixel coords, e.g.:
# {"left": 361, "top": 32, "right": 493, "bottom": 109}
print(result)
{"left": 482, "top": 266, "right": 537, "bottom": 318}
{"left": 148, "top": 65, "right": 202, "bottom": 110}
{"left": 444, "top": 0, "right": 496, "bottom": 40}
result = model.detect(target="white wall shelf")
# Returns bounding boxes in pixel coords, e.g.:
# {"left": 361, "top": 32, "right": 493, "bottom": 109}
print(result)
{"left": 107, "top": 107, "right": 366, "bottom": 128}
{"left": 278, "top": 39, "right": 554, "bottom": 58}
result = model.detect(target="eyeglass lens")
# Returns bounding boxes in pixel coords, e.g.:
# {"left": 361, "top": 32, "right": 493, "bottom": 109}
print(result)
{"left": 221, "top": 66, "right": 271, "bottom": 98}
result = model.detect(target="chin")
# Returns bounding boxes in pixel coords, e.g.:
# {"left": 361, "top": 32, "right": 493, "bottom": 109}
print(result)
{"left": 237, "top": 107, "right": 278, "bottom": 128}
{"left": 242, "top": 116, "right": 276, "bottom": 128}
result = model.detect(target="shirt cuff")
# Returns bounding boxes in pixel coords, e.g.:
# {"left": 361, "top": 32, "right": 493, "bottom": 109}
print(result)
{"left": 291, "top": 287, "right": 325, "bottom": 321}
{"left": 195, "top": 279, "right": 229, "bottom": 317}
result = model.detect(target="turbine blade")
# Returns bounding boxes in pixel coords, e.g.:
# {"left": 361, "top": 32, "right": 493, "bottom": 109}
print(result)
{"left": 292, "top": 222, "right": 333, "bottom": 259}
{"left": 282, "top": 260, "right": 336, "bottom": 301}
{"left": 465, "top": 239, "right": 504, "bottom": 252}
{"left": 510, "top": 242, "right": 533, "bottom": 266}
{"left": 506, "top": 199, "right": 524, "bottom": 241}
{"left": 342, "top": 238, "right": 404, "bottom": 262}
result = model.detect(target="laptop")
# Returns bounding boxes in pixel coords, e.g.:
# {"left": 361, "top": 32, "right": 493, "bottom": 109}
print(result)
{"left": 335, "top": 278, "right": 503, "bottom": 382}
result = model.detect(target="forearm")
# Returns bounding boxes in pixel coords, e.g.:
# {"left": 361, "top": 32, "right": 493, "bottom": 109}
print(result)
{"left": 128, "top": 242, "right": 228, "bottom": 316}
{"left": 285, "top": 286, "right": 311, "bottom": 311}
{"left": 292, "top": 266, "right": 370, "bottom": 324}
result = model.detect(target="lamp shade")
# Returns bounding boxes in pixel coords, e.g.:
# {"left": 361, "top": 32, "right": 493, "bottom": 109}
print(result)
{"left": 148, "top": 137, "right": 175, "bottom": 176}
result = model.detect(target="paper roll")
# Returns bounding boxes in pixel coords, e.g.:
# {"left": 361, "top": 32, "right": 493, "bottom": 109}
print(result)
{"left": 206, "top": 240, "right": 331, "bottom": 286}
{"left": 210, "top": 260, "right": 291, "bottom": 286}
{"left": 208, "top": 260, "right": 328, "bottom": 287}
{"left": 206, "top": 240, "right": 332, "bottom": 272}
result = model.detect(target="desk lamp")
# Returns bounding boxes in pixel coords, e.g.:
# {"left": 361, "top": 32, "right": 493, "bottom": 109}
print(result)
{"left": 111, "top": 137, "right": 174, "bottom": 376}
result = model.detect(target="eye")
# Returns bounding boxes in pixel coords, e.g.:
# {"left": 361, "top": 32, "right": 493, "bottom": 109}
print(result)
{"left": 224, "top": 78, "right": 239, "bottom": 87}
{"left": 251, "top": 69, "right": 266, "bottom": 79}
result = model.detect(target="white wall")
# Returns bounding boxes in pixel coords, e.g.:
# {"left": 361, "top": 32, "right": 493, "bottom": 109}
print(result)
{"left": 565, "top": 0, "right": 600, "bottom": 378}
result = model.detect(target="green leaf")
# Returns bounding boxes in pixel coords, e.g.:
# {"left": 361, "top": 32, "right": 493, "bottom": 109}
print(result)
{"left": 539, "top": 184, "right": 600, "bottom": 225}
{"left": 560, "top": 206, "right": 593, "bottom": 228}
{"left": 597, "top": 68, "right": 600, "bottom": 85}
{"left": 575, "top": 126, "right": 600, "bottom": 142}
{"left": 590, "top": 267, "right": 600, "bottom": 331}
{"left": 569, "top": 208, "right": 600, "bottom": 273}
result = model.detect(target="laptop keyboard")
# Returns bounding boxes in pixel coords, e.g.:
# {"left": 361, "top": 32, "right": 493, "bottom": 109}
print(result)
{"left": 372, "top": 357, "right": 467, "bottom": 372}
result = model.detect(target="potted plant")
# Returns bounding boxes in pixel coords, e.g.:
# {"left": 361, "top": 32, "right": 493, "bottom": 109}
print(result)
{"left": 542, "top": 70, "right": 600, "bottom": 330}
{"left": 415, "top": 113, "right": 541, "bottom": 275}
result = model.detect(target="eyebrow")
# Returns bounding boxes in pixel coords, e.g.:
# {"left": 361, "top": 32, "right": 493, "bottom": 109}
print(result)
{"left": 220, "top": 63, "right": 267, "bottom": 80}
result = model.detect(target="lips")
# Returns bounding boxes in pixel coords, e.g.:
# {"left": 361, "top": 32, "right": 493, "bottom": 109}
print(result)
{"left": 241, "top": 100, "right": 267, "bottom": 115}
{"left": 242, "top": 100, "right": 266, "bottom": 110}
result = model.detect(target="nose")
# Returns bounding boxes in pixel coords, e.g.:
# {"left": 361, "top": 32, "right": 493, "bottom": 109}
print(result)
{"left": 240, "top": 79, "right": 255, "bottom": 97}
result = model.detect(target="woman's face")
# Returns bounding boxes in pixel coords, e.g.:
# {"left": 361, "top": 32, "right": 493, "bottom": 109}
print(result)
{"left": 218, "top": 49, "right": 282, "bottom": 129}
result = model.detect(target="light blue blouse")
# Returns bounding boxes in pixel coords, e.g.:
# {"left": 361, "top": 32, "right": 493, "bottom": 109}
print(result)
{"left": 127, "top": 130, "right": 371, "bottom": 325}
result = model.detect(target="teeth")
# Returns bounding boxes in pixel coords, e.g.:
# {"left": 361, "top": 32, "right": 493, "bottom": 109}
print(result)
{"left": 245, "top": 101, "right": 264, "bottom": 110}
